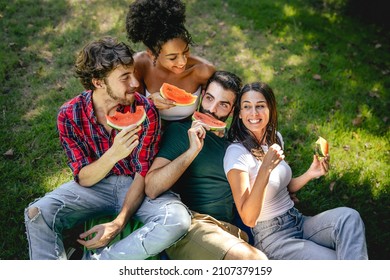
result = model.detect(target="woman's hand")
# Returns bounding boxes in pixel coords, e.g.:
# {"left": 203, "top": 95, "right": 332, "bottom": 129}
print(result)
{"left": 308, "top": 154, "right": 330, "bottom": 179}
{"left": 149, "top": 92, "right": 176, "bottom": 110}
{"left": 262, "top": 143, "right": 285, "bottom": 173}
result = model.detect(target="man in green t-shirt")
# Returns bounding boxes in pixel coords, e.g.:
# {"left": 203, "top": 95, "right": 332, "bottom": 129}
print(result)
{"left": 145, "top": 71, "right": 267, "bottom": 260}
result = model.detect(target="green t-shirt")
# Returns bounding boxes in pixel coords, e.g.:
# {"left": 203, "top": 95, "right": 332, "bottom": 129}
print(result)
{"left": 157, "top": 121, "right": 234, "bottom": 222}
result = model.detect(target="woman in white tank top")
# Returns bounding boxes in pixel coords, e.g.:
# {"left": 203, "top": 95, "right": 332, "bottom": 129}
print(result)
{"left": 126, "top": 0, "right": 215, "bottom": 122}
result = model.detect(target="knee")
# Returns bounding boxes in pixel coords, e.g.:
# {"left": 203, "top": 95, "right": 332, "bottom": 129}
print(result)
{"left": 255, "top": 250, "right": 268, "bottom": 260}
{"left": 341, "top": 207, "right": 361, "bottom": 219}
{"left": 25, "top": 206, "right": 40, "bottom": 221}
{"left": 339, "top": 207, "right": 364, "bottom": 226}
{"left": 225, "top": 242, "right": 268, "bottom": 260}
{"left": 166, "top": 203, "right": 191, "bottom": 235}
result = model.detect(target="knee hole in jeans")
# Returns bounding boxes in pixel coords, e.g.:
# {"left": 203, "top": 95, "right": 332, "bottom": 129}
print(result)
{"left": 28, "top": 207, "right": 40, "bottom": 219}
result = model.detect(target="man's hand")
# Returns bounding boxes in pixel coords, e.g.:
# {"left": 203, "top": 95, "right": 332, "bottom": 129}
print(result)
{"left": 77, "top": 221, "right": 121, "bottom": 250}
{"left": 110, "top": 124, "right": 141, "bottom": 162}
{"left": 188, "top": 120, "right": 208, "bottom": 153}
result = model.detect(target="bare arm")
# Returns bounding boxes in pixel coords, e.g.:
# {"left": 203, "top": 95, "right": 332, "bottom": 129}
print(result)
{"left": 145, "top": 120, "right": 207, "bottom": 199}
{"left": 77, "top": 124, "right": 141, "bottom": 187}
{"left": 288, "top": 154, "right": 330, "bottom": 193}
{"left": 227, "top": 143, "right": 285, "bottom": 227}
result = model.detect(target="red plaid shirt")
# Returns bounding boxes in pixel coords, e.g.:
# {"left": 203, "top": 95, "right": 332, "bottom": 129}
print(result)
{"left": 57, "top": 90, "right": 160, "bottom": 181}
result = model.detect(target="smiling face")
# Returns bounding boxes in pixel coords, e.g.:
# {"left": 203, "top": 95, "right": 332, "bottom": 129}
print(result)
{"left": 239, "top": 90, "right": 270, "bottom": 141}
{"left": 103, "top": 64, "right": 140, "bottom": 106}
{"left": 157, "top": 37, "right": 190, "bottom": 74}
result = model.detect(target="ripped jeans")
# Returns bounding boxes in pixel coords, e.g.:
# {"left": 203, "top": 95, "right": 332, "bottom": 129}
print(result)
{"left": 24, "top": 175, "right": 191, "bottom": 260}
{"left": 253, "top": 207, "right": 368, "bottom": 260}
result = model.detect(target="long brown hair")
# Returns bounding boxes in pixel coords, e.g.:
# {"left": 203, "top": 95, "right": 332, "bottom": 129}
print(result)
{"left": 227, "top": 82, "right": 281, "bottom": 159}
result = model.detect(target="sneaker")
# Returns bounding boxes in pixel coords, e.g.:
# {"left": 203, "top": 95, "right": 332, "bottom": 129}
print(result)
{"left": 66, "top": 247, "right": 83, "bottom": 260}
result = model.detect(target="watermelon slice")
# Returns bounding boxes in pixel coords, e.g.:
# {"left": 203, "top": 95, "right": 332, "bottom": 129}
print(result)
{"left": 106, "top": 106, "right": 146, "bottom": 130}
{"left": 191, "top": 111, "right": 226, "bottom": 131}
{"left": 315, "top": 136, "right": 329, "bottom": 158}
{"left": 160, "top": 82, "right": 198, "bottom": 106}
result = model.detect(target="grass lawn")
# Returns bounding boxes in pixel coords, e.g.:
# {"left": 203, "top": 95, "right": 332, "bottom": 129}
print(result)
{"left": 0, "top": 0, "right": 388, "bottom": 260}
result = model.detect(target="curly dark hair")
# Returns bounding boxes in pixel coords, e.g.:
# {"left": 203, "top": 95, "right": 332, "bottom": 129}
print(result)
{"left": 75, "top": 36, "right": 135, "bottom": 90}
{"left": 126, "top": 0, "right": 194, "bottom": 58}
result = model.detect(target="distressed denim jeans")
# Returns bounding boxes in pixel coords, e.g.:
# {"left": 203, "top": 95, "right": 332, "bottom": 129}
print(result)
{"left": 24, "top": 175, "right": 191, "bottom": 260}
{"left": 253, "top": 207, "right": 368, "bottom": 260}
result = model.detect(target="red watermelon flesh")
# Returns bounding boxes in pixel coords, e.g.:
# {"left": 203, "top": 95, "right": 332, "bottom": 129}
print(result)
{"left": 191, "top": 111, "right": 226, "bottom": 131}
{"left": 106, "top": 106, "right": 146, "bottom": 130}
{"left": 160, "top": 82, "right": 198, "bottom": 106}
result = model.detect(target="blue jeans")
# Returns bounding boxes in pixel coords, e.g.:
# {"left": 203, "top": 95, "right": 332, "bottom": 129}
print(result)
{"left": 24, "top": 175, "right": 191, "bottom": 260}
{"left": 253, "top": 207, "right": 368, "bottom": 260}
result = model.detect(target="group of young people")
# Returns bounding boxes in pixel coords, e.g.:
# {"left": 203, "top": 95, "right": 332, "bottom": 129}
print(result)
{"left": 24, "top": 0, "right": 368, "bottom": 260}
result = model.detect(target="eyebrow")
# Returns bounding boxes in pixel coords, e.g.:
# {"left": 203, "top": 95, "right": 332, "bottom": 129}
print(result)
{"left": 117, "top": 71, "right": 132, "bottom": 79}
{"left": 205, "top": 92, "right": 232, "bottom": 106}
{"left": 165, "top": 45, "right": 190, "bottom": 57}
{"left": 242, "top": 100, "right": 266, "bottom": 104}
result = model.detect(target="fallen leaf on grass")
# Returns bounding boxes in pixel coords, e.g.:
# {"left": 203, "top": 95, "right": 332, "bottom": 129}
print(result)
{"left": 283, "top": 96, "right": 288, "bottom": 105}
{"left": 329, "top": 181, "right": 336, "bottom": 192}
{"left": 313, "top": 74, "right": 322, "bottom": 80}
{"left": 352, "top": 115, "right": 363, "bottom": 126}
{"left": 368, "top": 91, "right": 380, "bottom": 98}
{"left": 3, "top": 149, "right": 14, "bottom": 158}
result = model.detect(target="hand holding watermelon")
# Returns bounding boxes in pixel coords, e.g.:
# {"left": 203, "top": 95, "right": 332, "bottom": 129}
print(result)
{"left": 191, "top": 111, "right": 226, "bottom": 131}
{"left": 160, "top": 83, "right": 197, "bottom": 106}
{"left": 149, "top": 91, "right": 176, "bottom": 110}
{"left": 109, "top": 124, "right": 142, "bottom": 161}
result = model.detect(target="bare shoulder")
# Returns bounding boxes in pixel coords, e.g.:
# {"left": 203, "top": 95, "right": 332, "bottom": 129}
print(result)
{"left": 188, "top": 55, "right": 216, "bottom": 85}
{"left": 134, "top": 51, "right": 152, "bottom": 69}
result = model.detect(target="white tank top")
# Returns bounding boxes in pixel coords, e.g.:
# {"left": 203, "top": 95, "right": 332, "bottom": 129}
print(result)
{"left": 145, "top": 87, "right": 201, "bottom": 121}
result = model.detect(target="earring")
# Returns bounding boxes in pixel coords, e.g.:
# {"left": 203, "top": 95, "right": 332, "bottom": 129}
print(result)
{"left": 153, "top": 59, "right": 156, "bottom": 67}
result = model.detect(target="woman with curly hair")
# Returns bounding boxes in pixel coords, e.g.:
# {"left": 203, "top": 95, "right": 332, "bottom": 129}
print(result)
{"left": 126, "top": 0, "right": 215, "bottom": 122}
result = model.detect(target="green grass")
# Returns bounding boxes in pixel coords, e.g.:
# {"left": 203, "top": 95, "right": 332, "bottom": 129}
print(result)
{"left": 0, "top": 0, "right": 388, "bottom": 259}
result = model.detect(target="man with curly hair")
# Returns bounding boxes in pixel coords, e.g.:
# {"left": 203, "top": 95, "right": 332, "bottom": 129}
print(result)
{"left": 24, "top": 36, "right": 191, "bottom": 260}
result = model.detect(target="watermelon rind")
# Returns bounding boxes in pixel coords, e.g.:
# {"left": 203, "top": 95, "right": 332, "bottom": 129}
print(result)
{"left": 160, "top": 83, "right": 197, "bottom": 106}
{"left": 106, "top": 108, "right": 146, "bottom": 130}
{"left": 191, "top": 111, "right": 226, "bottom": 131}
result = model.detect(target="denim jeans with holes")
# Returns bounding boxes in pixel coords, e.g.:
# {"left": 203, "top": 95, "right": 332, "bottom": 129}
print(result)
{"left": 24, "top": 175, "right": 191, "bottom": 260}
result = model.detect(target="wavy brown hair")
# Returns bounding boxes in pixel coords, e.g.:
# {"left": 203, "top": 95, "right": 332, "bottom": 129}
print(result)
{"left": 75, "top": 36, "right": 135, "bottom": 90}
